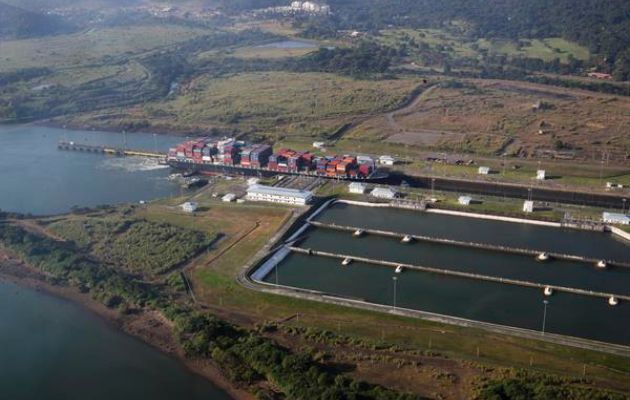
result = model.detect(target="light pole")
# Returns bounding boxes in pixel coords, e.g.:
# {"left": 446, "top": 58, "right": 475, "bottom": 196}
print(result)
{"left": 541, "top": 300, "right": 549, "bottom": 336}
{"left": 392, "top": 276, "right": 398, "bottom": 310}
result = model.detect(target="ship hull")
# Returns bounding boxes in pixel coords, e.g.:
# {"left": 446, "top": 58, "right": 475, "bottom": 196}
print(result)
{"left": 168, "top": 160, "right": 389, "bottom": 182}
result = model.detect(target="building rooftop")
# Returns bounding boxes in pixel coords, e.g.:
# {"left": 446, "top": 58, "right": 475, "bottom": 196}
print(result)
{"left": 247, "top": 184, "right": 313, "bottom": 200}
{"left": 603, "top": 212, "right": 630, "bottom": 223}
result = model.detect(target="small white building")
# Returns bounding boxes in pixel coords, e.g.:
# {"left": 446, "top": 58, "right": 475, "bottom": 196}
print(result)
{"left": 246, "top": 184, "right": 313, "bottom": 206}
{"left": 222, "top": 193, "right": 237, "bottom": 203}
{"left": 602, "top": 212, "right": 630, "bottom": 225}
{"left": 312, "top": 141, "right": 326, "bottom": 149}
{"left": 348, "top": 182, "right": 368, "bottom": 194}
{"left": 606, "top": 182, "right": 624, "bottom": 189}
{"left": 523, "top": 200, "right": 534, "bottom": 213}
{"left": 458, "top": 196, "right": 472, "bottom": 206}
{"left": 478, "top": 166, "right": 491, "bottom": 175}
{"left": 181, "top": 201, "right": 198, "bottom": 213}
{"left": 370, "top": 187, "right": 397, "bottom": 199}
{"left": 379, "top": 155, "right": 396, "bottom": 166}
{"left": 536, "top": 170, "right": 546, "bottom": 180}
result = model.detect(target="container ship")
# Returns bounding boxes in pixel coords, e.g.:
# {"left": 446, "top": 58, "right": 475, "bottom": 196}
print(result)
{"left": 167, "top": 137, "right": 388, "bottom": 181}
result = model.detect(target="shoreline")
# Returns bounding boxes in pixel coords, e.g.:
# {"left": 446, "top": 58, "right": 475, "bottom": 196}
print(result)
{"left": 0, "top": 250, "right": 253, "bottom": 400}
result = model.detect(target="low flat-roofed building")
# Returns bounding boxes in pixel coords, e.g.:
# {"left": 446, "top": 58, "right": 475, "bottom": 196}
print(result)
{"left": 181, "top": 201, "right": 198, "bottom": 213}
{"left": 370, "top": 187, "right": 397, "bottom": 199}
{"left": 478, "top": 166, "right": 490, "bottom": 175}
{"left": 523, "top": 200, "right": 534, "bottom": 213}
{"left": 348, "top": 182, "right": 367, "bottom": 194}
{"left": 379, "top": 155, "right": 396, "bottom": 166}
{"left": 371, "top": 187, "right": 397, "bottom": 199}
{"left": 246, "top": 184, "right": 313, "bottom": 205}
{"left": 222, "top": 193, "right": 237, "bottom": 202}
{"left": 458, "top": 196, "right": 472, "bottom": 205}
{"left": 602, "top": 212, "right": 630, "bottom": 225}
{"left": 536, "top": 170, "right": 546, "bottom": 180}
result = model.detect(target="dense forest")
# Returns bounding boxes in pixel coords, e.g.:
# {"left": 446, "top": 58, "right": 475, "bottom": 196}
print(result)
{"left": 329, "top": 0, "right": 630, "bottom": 78}
{"left": 220, "top": 0, "right": 630, "bottom": 79}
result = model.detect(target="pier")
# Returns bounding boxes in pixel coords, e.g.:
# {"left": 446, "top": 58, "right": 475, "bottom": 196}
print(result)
{"left": 290, "top": 246, "right": 630, "bottom": 303}
{"left": 57, "top": 141, "right": 166, "bottom": 159}
{"left": 308, "top": 221, "right": 630, "bottom": 268}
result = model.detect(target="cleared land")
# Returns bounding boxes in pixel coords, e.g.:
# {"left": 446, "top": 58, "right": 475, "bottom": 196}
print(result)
{"left": 344, "top": 79, "right": 630, "bottom": 162}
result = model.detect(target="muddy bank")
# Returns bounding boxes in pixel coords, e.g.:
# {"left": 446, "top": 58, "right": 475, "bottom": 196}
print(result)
{"left": 0, "top": 250, "right": 253, "bottom": 400}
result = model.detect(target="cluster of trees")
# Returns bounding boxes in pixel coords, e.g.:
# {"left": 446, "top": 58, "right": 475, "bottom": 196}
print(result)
{"left": 169, "top": 310, "right": 424, "bottom": 400}
{"left": 481, "top": 374, "right": 627, "bottom": 400}
{"left": 295, "top": 42, "right": 397, "bottom": 77}
{"left": 0, "top": 223, "right": 158, "bottom": 311}
{"left": 49, "top": 217, "right": 214, "bottom": 276}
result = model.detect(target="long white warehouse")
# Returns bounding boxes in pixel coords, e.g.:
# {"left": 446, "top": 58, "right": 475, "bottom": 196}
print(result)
{"left": 246, "top": 184, "right": 313, "bottom": 205}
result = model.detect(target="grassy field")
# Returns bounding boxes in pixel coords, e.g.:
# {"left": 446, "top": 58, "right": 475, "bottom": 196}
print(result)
{"left": 0, "top": 24, "right": 208, "bottom": 72}
{"left": 376, "top": 29, "right": 590, "bottom": 65}
{"left": 119, "top": 71, "right": 421, "bottom": 137}
{"left": 227, "top": 45, "right": 316, "bottom": 59}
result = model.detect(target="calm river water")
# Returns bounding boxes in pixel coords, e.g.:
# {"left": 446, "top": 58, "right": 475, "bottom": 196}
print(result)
{"left": 0, "top": 125, "right": 231, "bottom": 399}
{"left": 265, "top": 203, "right": 630, "bottom": 346}
{"left": 0, "top": 124, "right": 182, "bottom": 215}
{"left": 0, "top": 281, "right": 230, "bottom": 400}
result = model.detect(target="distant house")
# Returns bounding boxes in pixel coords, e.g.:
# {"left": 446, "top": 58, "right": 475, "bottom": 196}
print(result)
{"left": 536, "top": 170, "right": 546, "bottom": 180}
{"left": 348, "top": 182, "right": 368, "bottom": 194}
{"left": 588, "top": 72, "right": 613, "bottom": 80}
{"left": 371, "top": 187, "right": 397, "bottom": 199}
{"left": 523, "top": 200, "right": 534, "bottom": 213}
{"left": 602, "top": 212, "right": 630, "bottom": 225}
{"left": 458, "top": 196, "right": 472, "bottom": 206}
{"left": 312, "top": 141, "right": 326, "bottom": 149}
{"left": 478, "top": 166, "right": 491, "bottom": 175}
{"left": 181, "top": 201, "right": 198, "bottom": 213}
{"left": 379, "top": 155, "right": 396, "bottom": 166}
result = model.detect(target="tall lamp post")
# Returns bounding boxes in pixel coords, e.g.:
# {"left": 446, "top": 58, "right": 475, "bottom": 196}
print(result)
{"left": 392, "top": 276, "right": 398, "bottom": 310}
{"left": 542, "top": 300, "right": 549, "bottom": 336}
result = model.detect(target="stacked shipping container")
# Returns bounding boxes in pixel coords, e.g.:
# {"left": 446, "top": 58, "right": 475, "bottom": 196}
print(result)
{"left": 167, "top": 138, "right": 377, "bottom": 179}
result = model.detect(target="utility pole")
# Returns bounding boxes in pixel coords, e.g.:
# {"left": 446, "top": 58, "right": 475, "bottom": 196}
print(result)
{"left": 542, "top": 300, "right": 549, "bottom": 336}
{"left": 392, "top": 276, "right": 398, "bottom": 310}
